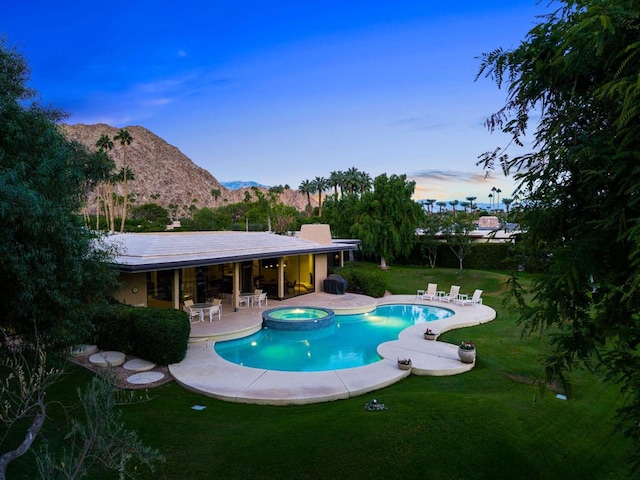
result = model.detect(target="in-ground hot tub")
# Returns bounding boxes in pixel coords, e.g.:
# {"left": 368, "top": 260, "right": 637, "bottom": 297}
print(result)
{"left": 262, "top": 307, "right": 335, "bottom": 331}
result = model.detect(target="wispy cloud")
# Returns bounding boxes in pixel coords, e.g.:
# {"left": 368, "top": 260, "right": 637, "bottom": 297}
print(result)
{"left": 390, "top": 115, "right": 444, "bottom": 131}
{"left": 409, "top": 169, "right": 485, "bottom": 183}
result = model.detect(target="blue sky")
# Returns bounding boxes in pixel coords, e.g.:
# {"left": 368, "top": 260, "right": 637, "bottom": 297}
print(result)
{"left": 3, "top": 0, "right": 548, "bottom": 204}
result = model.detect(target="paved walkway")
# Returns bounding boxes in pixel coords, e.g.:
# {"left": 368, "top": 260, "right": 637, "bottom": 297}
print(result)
{"left": 169, "top": 293, "right": 496, "bottom": 405}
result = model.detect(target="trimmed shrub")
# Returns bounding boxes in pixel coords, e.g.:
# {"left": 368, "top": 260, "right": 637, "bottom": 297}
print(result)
{"left": 134, "top": 309, "right": 190, "bottom": 365}
{"left": 90, "top": 304, "right": 137, "bottom": 353}
{"left": 89, "top": 303, "right": 190, "bottom": 365}
{"left": 336, "top": 267, "right": 387, "bottom": 298}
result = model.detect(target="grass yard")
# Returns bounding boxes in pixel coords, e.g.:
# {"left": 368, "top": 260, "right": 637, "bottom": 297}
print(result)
{"left": 6, "top": 265, "right": 635, "bottom": 479}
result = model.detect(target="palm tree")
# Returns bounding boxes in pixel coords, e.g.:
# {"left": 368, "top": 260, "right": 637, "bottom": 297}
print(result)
{"left": 488, "top": 193, "right": 494, "bottom": 211}
{"left": 436, "top": 201, "right": 448, "bottom": 212}
{"left": 449, "top": 199, "right": 459, "bottom": 215}
{"left": 115, "top": 166, "right": 135, "bottom": 223}
{"left": 425, "top": 198, "right": 436, "bottom": 213}
{"left": 465, "top": 196, "right": 477, "bottom": 211}
{"left": 114, "top": 129, "right": 134, "bottom": 233}
{"left": 299, "top": 179, "right": 314, "bottom": 216}
{"left": 328, "top": 171, "right": 344, "bottom": 198}
{"left": 460, "top": 201, "right": 471, "bottom": 213}
{"left": 95, "top": 134, "right": 114, "bottom": 231}
{"left": 502, "top": 197, "right": 514, "bottom": 213}
{"left": 358, "top": 171, "right": 373, "bottom": 195}
{"left": 313, "top": 176, "right": 328, "bottom": 217}
{"left": 495, "top": 188, "right": 502, "bottom": 208}
{"left": 344, "top": 167, "right": 360, "bottom": 194}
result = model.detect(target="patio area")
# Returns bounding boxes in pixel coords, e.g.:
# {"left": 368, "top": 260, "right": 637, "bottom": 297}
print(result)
{"left": 169, "top": 293, "right": 496, "bottom": 405}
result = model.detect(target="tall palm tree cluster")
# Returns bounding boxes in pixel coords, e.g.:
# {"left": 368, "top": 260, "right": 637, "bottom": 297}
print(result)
{"left": 298, "top": 167, "right": 373, "bottom": 217}
{"left": 94, "top": 129, "right": 135, "bottom": 233}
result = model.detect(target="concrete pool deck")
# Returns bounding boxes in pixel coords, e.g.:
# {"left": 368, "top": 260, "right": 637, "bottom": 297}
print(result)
{"left": 169, "top": 293, "right": 496, "bottom": 405}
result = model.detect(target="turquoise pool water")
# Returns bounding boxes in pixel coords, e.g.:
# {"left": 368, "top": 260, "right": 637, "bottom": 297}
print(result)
{"left": 214, "top": 304, "right": 453, "bottom": 372}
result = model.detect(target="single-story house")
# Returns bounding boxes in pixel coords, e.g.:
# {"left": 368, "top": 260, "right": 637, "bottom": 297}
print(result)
{"left": 104, "top": 224, "right": 359, "bottom": 311}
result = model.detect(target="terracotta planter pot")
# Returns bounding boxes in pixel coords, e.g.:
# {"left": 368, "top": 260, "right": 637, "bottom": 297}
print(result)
{"left": 424, "top": 333, "right": 437, "bottom": 340}
{"left": 458, "top": 348, "right": 476, "bottom": 364}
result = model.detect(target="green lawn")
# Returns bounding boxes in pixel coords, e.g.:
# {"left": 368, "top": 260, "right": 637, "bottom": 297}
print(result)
{"left": 7, "top": 265, "right": 634, "bottom": 479}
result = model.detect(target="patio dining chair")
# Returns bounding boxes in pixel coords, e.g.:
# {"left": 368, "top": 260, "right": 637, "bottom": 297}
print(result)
{"left": 183, "top": 299, "right": 201, "bottom": 322}
{"left": 208, "top": 299, "right": 222, "bottom": 321}
{"left": 255, "top": 292, "right": 268, "bottom": 307}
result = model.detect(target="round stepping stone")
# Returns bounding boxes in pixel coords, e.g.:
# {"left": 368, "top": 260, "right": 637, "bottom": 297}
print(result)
{"left": 126, "top": 371, "right": 165, "bottom": 385}
{"left": 123, "top": 358, "right": 156, "bottom": 372}
{"left": 88, "top": 351, "right": 126, "bottom": 368}
{"left": 71, "top": 344, "right": 98, "bottom": 356}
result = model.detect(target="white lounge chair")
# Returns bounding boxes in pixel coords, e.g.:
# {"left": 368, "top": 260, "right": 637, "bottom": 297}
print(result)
{"left": 440, "top": 285, "right": 460, "bottom": 303}
{"left": 421, "top": 283, "right": 438, "bottom": 300}
{"left": 457, "top": 289, "right": 483, "bottom": 307}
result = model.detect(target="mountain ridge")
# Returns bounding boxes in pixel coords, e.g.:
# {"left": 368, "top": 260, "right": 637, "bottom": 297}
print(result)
{"left": 61, "top": 123, "right": 313, "bottom": 216}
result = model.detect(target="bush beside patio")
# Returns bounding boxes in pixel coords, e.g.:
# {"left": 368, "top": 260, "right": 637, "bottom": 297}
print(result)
{"left": 89, "top": 304, "right": 189, "bottom": 365}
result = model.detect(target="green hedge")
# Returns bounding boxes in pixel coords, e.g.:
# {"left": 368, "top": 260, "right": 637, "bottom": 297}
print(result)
{"left": 134, "top": 309, "right": 190, "bottom": 365}
{"left": 91, "top": 304, "right": 137, "bottom": 353}
{"left": 334, "top": 266, "right": 387, "bottom": 298}
{"left": 90, "top": 304, "right": 190, "bottom": 365}
{"left": 398, "top": 239, "right": 515, "bottom": 271}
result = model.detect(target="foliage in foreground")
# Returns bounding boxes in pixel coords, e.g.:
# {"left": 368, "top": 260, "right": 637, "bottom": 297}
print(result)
{"left": 0, "top": 38, "right": 118, "bottom": 348}
{"left": 477, "top": 0, "right": 640, "bottom": 467}
{"left": 0, "top": 343, "right": 162, "bottom": 480}
{"left": 36, "top": 372, "right": 163, "bottom": 479}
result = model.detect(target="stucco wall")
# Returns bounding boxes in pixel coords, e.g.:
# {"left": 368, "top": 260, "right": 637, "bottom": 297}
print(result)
{"left": 115, "top": 273, "right": 147, "bottom": 306}
{"left": 315, "top": 254, "right": 329, "bottom": 291}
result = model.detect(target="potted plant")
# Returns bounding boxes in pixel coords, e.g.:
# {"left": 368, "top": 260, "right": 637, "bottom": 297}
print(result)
{"left": 458, "top": 340, "right": 476, "bottom": 363}
{"left": 424, "top": 328, "right": 437, "bottom": 340}
{"left": 397, "top": 357, "right": 412, "bottom": 370}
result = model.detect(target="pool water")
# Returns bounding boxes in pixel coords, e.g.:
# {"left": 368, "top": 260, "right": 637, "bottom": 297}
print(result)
{"left": 214, "top": 304, "right": 453, "bottom": 372}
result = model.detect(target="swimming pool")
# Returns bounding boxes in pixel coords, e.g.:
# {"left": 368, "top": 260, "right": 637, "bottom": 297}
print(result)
{"left": 214, "top": 304, "right": 453, "bottom": 372}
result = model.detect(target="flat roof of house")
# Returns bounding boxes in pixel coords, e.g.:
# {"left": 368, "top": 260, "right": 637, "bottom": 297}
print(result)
{"left": 104, "top": 231, "right": 359, "bottom": 272}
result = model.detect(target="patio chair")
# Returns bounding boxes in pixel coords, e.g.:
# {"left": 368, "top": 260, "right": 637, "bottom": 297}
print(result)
{"left": 440, "top": 285, "right": 460, "bottom": 303}
{"left": 457, "top": 289, "right": 483, "bottom": 307}
{"left": 183, "top": 300, "right": 201, "bottom": 322}
{"left": 255, "top": 292, "right": 268, "bottom": 307}
{"left": 421, "top": 283, "right": 438, "bottom": 301}
{"left": 238, "top": 295, "right": 250, "bottom": 308}
{"left": 251, "top": 289, "right": 263, "bottom": 307}
{"left": 208, "top": 299, "right": 222, "bottom": 321}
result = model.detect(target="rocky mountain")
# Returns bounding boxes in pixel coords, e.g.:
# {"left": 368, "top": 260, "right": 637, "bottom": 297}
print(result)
{"left": 61, "top": 124, "right": 313, "bottom": 216}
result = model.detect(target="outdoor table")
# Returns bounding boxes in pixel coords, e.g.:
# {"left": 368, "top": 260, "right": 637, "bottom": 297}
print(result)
{"left": 191, "top": 302, "right": 212, "bottom": 321}
{"left": 239, "top": 292, "right": 254, "bottom": 308}
{"left": 436, "top": 291, "right": 446, "bottom": 301}
{"left": 456, "top": 293, "right": 469, "bottom": 305}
